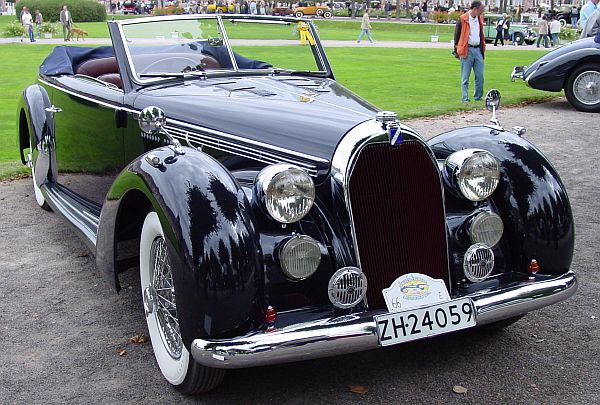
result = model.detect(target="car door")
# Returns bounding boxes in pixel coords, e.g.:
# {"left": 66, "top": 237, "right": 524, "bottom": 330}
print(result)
{"left": 47, "top": 77, "right": 126, "bottom": 205}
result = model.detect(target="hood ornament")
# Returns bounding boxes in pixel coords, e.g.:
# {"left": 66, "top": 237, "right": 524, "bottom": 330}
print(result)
{"left": 376, "top": 111, "right": 403, "bottom": 145}
{"left": 485, "top": 89, "right": 503, "bottom": 130}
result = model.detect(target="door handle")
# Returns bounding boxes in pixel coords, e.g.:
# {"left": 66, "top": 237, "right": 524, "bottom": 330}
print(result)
{"left": 45, "top": 105, "right": 62, "bottom": 114}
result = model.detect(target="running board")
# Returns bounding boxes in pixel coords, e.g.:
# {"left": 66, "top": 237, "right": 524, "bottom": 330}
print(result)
{"left": 43, "top": 182, "right": 100, "bottom": 252}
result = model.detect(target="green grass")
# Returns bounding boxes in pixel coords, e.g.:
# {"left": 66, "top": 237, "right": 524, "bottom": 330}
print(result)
{"left": 0, "top": 43, "right": 552, "bottom": 179}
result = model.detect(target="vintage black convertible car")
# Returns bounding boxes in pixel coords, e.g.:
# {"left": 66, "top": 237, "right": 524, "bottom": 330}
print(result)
{"left": 18, "top": 15, "right": 577, "bottom": 394}
{"left": 512, "top": 36, "right": 600, "bottom": 112}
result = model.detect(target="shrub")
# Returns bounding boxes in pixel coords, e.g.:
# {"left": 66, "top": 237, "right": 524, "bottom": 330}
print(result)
{"left": 430, "top": 11, "right": 449, "bottom": 23}
{"left": 40, "top": 21, "right": 59, "bottom": 34}
{"left": 153, "top": 6, "right": 184, "bottom": 16}
{"left": 448, "top": 11, "right": 462, "bottom": 23}
{"left": 16, "top": 0, "right": 106, "bottom": 23}
{"left": 559, "top": 27, "right": 578, "bottom": 41}
{"left": 2, "top": 20, "right": 25, "bottom": 38}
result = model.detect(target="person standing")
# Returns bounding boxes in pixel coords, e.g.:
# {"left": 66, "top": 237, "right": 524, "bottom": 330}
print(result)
{"left": 357, "top": 8, "right": 374, "bottom": 43}
{"left": 34, "top": 8, "right": 42, "bottom": 39}
{"left": 60, "top": 5, "right": 73, "bottom": 42}
{"left": 581, "top": 8, "right": 600, "bottom": 38}
{"left": 515, "top": 4, "right": 522, "bottom": 22}
{"left": 422, "top": 1, "right": 428, "bottom": 21}
{"left": 21, "top": 7, "right": 35, "bottom": 43}
{"left": 549, "top": 15, "right": 561, "bottom": 46}
{"left": 494, "top": 13, "right": 507, "bottom": 46}
{"left": 453, "top": 1, "right": 486, "bottom": 102}
{"left": 536, "top": 15, "right": 550, "bottom": 48}
{"left": 579, "top": 0, "right": 599, "bottom": 33}
{"left": 503, "top": 16, "right": 511, "bottom": 45}
{"left": 571, "top": 5, "right": 580, "bottom": 28}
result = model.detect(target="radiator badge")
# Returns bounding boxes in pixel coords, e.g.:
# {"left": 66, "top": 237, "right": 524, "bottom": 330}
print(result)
{"left": 382, "top": 273, "right": 451, "bottom": 312}
{"left": 389, "top": 125, "right": 403, "bottom": 145}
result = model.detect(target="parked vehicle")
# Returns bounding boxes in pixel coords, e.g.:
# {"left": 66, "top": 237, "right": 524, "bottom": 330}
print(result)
{"left": 293, "top": 1, "right": 332, "bottom": 18}
{"left": 19, "top": 14, "right": 577, "bottom": 394}
{"left": 512, "top": 37, "right": 600, "bottom": 112}
{"left": 484, "top": 13, "right": 537, "bottom": 45}
{"left": 122, "top": 0, "right": 154, "bottom": 14}
{"left": 272, "top": 6, "right": 294, "bottom": 16}
{"left": 207, "top": 1, "right": 234, "bottom": 13}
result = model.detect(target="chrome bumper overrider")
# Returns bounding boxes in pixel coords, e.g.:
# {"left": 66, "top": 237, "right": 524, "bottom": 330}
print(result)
{"left": 191, "top": 271, "right": 577, "bottom": 369}
{"left": 511, "top": 66, "right": 525, "bottom": 81}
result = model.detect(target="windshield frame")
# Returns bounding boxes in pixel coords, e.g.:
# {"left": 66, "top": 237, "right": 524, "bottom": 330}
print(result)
{"left": 114, "top": 14, "right": 331, "bottom": 86}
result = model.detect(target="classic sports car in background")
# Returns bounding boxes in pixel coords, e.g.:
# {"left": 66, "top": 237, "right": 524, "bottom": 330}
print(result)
{"left": 19, "top": 14, "right": 577, "bottom": 394}
{"left": 293, "top": 2, "right": 332, "bottom": 18}
{"left": 483, "top": 13, "right": 537, "bottom": 45}
{"left": 512, "top": 37, "right": 600, "bottom": 112}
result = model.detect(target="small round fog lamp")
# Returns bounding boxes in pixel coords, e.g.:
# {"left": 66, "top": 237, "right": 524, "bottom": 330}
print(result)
{"left": 279, "top": 235, "right": 321, "bottom": 280}
{"left": 469, "top": 211, "right": 504, "bottom": 247}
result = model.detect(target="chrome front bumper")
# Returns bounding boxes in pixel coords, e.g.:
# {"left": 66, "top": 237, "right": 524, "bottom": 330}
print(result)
{"left": 511, "top": 65, "right": 526, "bottom": 81}
{"left": 191, "top": 271, "right": 577, "bottom": 369}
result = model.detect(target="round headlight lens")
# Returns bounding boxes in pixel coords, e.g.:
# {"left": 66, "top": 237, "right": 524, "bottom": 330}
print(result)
{"left": 469, "top": 211, "right": 504, "bottom": 247}
{"left": 280, "top": 235, "right": 321, "bottom": 280}
{"left": 258, "top": 164, "right": 315, "bottom": 223}
{"left": 446, "top": 149, "right": 500, "bottom": 202}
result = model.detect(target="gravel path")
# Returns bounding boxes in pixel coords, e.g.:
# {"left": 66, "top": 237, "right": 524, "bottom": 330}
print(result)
{"left": 1, "top": 98, "right": 598, "bottom": 404}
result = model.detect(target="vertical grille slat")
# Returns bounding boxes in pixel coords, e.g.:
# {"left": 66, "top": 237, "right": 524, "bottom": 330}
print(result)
{"left": 348, "top": 141, "right": 449, "bottom": 310}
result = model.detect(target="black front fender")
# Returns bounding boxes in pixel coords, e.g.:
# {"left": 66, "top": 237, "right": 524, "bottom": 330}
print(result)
{"left": 428, "top": 126, "right": 574, "bottom": 276}
{"left": 97, "top": 146, "right": 264, "bottom": 346}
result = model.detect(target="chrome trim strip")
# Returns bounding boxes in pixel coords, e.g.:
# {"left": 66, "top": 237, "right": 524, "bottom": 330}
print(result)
{"left": 168, "top": 124, "right": 319, "bottom": 176}
{"left": 191, "top": 271, "right": 577, "bottom": 369}
{"left": 38, "top": 78, "right": 131, "bottom": 112}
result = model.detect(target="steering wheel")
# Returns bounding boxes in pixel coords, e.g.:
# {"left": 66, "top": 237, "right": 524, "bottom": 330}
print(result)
{"left": 141, "top": 57, "right": 203, "bottom": 74}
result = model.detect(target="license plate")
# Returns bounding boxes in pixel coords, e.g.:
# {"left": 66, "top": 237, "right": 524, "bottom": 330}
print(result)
{"left": 375, "top": 297, "right": 476, "bottom": 346}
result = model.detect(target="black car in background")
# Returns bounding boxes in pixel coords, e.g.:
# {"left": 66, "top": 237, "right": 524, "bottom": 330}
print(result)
{"left": 512, "top": 37, "right": 600, "bottom": 112}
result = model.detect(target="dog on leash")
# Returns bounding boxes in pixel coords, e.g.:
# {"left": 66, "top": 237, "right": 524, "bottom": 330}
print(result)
{"left": 69, "top": 28, "right": 88, "bottom": 41}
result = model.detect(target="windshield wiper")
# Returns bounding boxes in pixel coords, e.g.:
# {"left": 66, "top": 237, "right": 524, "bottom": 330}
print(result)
{"left": 270, "top": 68, "right": 326, "bottom": 77}
{"left": 139, "top": 71, "right": 207, "bottom": 80}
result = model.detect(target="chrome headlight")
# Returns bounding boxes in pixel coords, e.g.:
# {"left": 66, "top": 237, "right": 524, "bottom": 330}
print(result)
{"left": 445, "top": 149, "right": 500, "bottom": 202}
{"left": 469, "top": 211, "right": 504, "bottom": 247}
{"left": 279, "top": 235, "right": 321, "bottom": 280}
{"left": 255, "top": 164, "right": 315, "bottom": 223}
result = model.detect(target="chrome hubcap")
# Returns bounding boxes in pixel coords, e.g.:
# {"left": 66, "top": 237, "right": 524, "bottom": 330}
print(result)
{"left": 573, "top": 71, "right": 600, "bottom": 105}
{"left": 149, "top": 236, "right": 182, "bottom": 359}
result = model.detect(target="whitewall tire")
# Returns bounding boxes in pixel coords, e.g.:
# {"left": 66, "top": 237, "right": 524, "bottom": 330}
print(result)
{"left": 140, "top": 211, "right": 225, "bottom": 393}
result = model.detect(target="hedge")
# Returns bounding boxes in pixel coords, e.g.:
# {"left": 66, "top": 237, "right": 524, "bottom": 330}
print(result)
{"left": 16, "top": 0, "right": 106, "bottom": 23}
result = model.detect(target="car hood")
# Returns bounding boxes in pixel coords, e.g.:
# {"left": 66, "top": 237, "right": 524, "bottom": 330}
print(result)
{"left": 133, "top": 76, "right": 380, "bottom": 168}
{"left": 525, "top": 37, "right": 598, "bottom": 76}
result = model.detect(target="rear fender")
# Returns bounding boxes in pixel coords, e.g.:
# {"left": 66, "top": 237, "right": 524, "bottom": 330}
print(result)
{"left": 97, "top": 146, "right": 264, "bottom": 346}
{"left": 428, "top": 126, "right": 574, "bottom": 276}
{"left": 17, "top": 85, "right": 53, "bottom": 166}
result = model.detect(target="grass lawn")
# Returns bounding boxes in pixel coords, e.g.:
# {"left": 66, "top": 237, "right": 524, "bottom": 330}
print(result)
{"left": 0, "top": 43, "right": 552, "bottom": 179}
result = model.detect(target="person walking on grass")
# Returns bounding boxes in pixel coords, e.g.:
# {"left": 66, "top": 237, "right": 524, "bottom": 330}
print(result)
{"left": 357, "top": 9, "right": 375, "bottom": 43}
{"left": 21, "top": 7, "right": 35, "bottom": 43}
{"left": 60, "top": 5, "right": 73, "bottom": 42}
{"left": 34, "top": 9, "right": 43, "bottom": 39}
{"left": 536, "top": 15, "right": 550, "bottom": 48}
{"left": 453, "top": 1, "right": 486, "bottom": 103}
{"left": 549, "top": 15, "right": 561, "bottom": 46}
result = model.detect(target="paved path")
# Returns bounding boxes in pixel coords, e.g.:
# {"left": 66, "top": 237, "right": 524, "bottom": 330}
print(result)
{"left": 0, "top": 36, "right": 547, "bottom": 50}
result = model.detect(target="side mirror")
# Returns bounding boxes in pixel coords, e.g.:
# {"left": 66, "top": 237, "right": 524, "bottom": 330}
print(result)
{"left": 485, "top": 89, "right": 501, "bottom": 112}
{"left": 138, "top": 106, "right": 166, "bottom": 134}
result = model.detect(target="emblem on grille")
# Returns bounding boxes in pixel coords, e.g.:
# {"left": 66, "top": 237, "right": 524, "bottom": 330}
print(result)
{"left": 327, "top": 267, "right": 368, "bottom": 309}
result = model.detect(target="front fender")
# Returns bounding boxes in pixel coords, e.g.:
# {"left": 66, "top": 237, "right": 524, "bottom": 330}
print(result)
{"left": 428, "top": 126, "right": 574, "bottom": 276}
{"left": 526, "top": 47, "right": 600, "bottom": 92}
{"left": 97, "top": 146, "right": 264, "bottom": 346}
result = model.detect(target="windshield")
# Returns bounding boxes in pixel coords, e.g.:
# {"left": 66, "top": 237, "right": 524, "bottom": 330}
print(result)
{"left": 118, "top": 15, "right": 327, "bottom": 82}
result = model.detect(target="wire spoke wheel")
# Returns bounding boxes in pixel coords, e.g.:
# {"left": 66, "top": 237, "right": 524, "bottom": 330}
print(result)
{"left": 573, "top": 70, "right": 600, "bottom": 106}
{"left": 150, "top": 236, "right": 183, "bottom": 359}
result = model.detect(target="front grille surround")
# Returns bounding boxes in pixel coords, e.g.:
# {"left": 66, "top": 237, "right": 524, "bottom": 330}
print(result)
{"left": 345, "top": 139, "right": 450, "bottom": 310}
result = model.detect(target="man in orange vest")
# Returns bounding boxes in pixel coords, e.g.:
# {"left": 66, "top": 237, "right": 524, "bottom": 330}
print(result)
{"left": 453, "top": 1, "right": 486, "bottom": 102}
